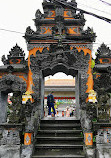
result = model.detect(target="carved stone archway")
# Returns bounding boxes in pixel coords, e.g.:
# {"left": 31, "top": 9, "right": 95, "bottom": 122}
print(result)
{"left": 0, "top": 74, "right": 27, "bottom": 123}
{"left": 30, "top": 46, "right": 90, "bottom": 118}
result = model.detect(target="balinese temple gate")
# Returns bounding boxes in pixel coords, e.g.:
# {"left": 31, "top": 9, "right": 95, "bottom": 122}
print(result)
{"left": 0, "top": 0, "right": 111, "bottom": 158}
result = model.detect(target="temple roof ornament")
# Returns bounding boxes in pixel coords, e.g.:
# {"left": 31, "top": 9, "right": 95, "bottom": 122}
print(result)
{"left": 72, "top": 11, "right": 84, "bottom": 19}
{"left": 97, "top": 43, "right": 111, "bottom": 58}
{"left": 94, "top": 43, "right": 111, "bottom": 65}
{"left": 55, "top": 6, "right": 64, "bottom": 17}
{"left": 8, "top": 44, "right": 25, "bottom": 58}
{"left": 1, "top": 44, "right": 26, "bottom": 65}
{"left": 35, "top": 9, "right": 42, "bottom": 20}
{"left": 25, "top": 26, "right": 35, "bottom": 36}
{"left": 24, "top": 0, "right": 95, "bottom": 43}
{"left": 81, "top": 27, "right": 96, "bottom": 42}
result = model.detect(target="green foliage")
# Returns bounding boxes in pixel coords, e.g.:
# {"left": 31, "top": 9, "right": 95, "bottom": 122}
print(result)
{"left": 93, "top": 136, "right": 96, "bottom": 142}
{"left": 92, "top": 118, "right": 97, "bottom": 122}
{"left": 80, "top": 132, "right": 84, "bottom": 137}
{"left": 93, "top": 72, "right": 97, "bottom": 75}
{"left": 91, "top": 59, "right": 95, "bottom": 69}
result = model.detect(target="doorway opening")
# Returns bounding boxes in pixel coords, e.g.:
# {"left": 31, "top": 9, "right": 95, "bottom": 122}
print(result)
{"left": 5, "top": 91, "right": 22, "bottom": 123}
{"left": 43, "top": 72, "right": 78, "bottom": 119}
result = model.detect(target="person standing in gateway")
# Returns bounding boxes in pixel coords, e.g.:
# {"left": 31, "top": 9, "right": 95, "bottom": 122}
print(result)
{"left": 47, "top": 91, "right": 56, "bottom": 116}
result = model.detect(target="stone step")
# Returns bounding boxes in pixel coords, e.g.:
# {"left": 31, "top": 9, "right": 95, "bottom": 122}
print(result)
{"left": 33, "top": 148, "right": 84, "bottom": 157}
{"left": 36, "top": 137, "right": 84, "bottom": 145}
{"left": 40, "top": 124, "right": 81, "bottom": 130}
{"left": 41, "top": 119, "right": 80, "bottom": 125}
{"left": 32, "top": 119, "right": 84, "bottom": 158}
{"left": 38, "top": 130, "right": 82, "bottom": 137}
{"left": 36, "top": 137, "right": 84, "bottom": 140}
{"left": 32, "top": 155, "right": 85, "bottom": 158}
{"left": 35, "top": 144, "right": 83, "bottom": 149}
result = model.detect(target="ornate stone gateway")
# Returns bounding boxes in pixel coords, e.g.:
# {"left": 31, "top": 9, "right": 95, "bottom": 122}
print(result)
{"left": 0, "top": 1, "right": 96, "bottom": 122}
{"left": 24, "top": 0, "right": 95, "bottom": 119}
{"left": 1, "top": 0, "right": 110, "bottom": 158}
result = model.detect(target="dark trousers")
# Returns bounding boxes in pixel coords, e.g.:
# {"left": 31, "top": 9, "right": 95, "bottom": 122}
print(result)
{"left": 49, "top": 103, "right": 56, "bottom": 116}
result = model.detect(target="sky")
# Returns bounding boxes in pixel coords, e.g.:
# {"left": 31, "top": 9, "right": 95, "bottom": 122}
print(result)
{"left": 0, "top": 0, "right": 111, "bottom": 79}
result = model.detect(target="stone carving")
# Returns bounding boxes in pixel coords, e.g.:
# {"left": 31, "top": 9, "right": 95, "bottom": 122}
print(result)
{"left": 25, "top": 26, "right": 40, "bottom": 39}
{"left": 86, "top": 102, "right": 97, "bottom": 120}
{"left": 32, "top": 73, "right": 40, "bottom": 100}
{"left": 52, "top": 22, "right": 67, "bottom": 37}
{"left": 2, "top": 44, "right": 26, "bottom": 65}
{"left": 30, "top": 43, "right": 90, "bottom": 71}
{"left": 72, "top": 11, "right": 84, "bottom": 20}
{"left": 25, "top": 26, "right": 35, "bottom": 36}
{"left": 25, "top": 100, "right": 33, "bottom": 118}
{"left": 0, "top": 129, "right": 20, "bottom": 145}
{"left": 94, "top": 73, "right": 111, "bottom": 93}
{"left": 8, "top": 92, "right": 24, "bottom": 123}
{"left": 1, "top": 55, "right": 7, "bottom": 65}
{"left": 27, "top": 44, "right": 50, "bottom": 51}
{"left": 107, "top": 66, "right": 111, "bottom": 74}
{"left": 97, "top": 89, "right": 110, "bottom": 121}
{"left": 8, "top": 44, "right": 25, "bottom": 57}
{"left": 96, "top": 128, "right": 111, "bottom": 144}
{"left": 35, "top": 9, "right": 42, "bottom": 20}
{"left": 81, "top": 27, "right": 96, "bottom": 42}
{"left": 7, "top": 65, "right": 14, "bottom": 73}
{"left": 0, "top": 74, "right": 26, "bottom": 92}
{"left": 27, "top": 43, "right": 92, "bottom": 51}
{"left": 24, "top": 0, "right": 95, "bottom": 43}
{"left": 97, "top": 43, "right": 111, "bottom": 57}
{"left": 55, "top": 6, "right": 64, "bottom": 17}
{"left": 94, "top": 74, "right": 110, "bottom": 119}
{"left": 24, "top": 100, "right": 40, "bottom": 132}
{"left": 95, "top": 43, "right": 111, "bottom": 64}
{"left": 80, "top": 109, "right": 92, "bottom": 131}
{"left": 30, "top": 42, "right": 90, "bottom": 105}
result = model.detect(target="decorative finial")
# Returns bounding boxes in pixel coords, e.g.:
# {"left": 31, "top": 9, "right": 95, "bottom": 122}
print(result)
{"left": 35, "top": 9, "right": 42, "bottom": 19}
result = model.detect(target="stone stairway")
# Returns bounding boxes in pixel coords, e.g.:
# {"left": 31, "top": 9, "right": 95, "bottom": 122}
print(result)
{"left": 32, "top": 119, "right": 85, "bottom": 158}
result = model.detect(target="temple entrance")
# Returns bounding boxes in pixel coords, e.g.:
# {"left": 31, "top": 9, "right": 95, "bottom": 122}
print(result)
{"left": 44, "top": 73, "right": 76, "bottom": 118}
{"left": 39, "top": 64, "right": 80, "bottom": 119}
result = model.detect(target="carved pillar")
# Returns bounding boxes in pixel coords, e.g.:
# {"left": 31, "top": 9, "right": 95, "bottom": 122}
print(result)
{"left": 75, "top": 72, "right": 80, "bottom": 119}
{"left": 0, "top": 92, "right": 8, "bottom": 123}
{"left": 96, "top": 128, "right": 111, "bottom": 158}
{"left": 0, "top": 124, "right": 23, "bottom": 158}
{"left": 40, "top": 71, "right": 44, "bottom": 119}
{"left": 32, "top": 71, "right": 41, "bottom": 118}
{"left": 0, "top": 74, "right": 26, "bottom": 124}
{"left": 79, "top": 70, "right": 95, "bottom": 156}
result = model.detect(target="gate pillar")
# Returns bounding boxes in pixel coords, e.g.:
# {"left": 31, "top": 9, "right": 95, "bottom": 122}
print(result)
{"left": 0, "top": 92, "right": 8, "bottom": 123}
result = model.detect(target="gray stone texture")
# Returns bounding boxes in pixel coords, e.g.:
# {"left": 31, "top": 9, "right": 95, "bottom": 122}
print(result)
{"left": 75, "top": 73, "right": 80, "bottom": 119}
{"left": 21, "top": 145, "right": 33, "bottom": 158}
{"left": 0, "top": 129, "right": 20, "bottom": 145}
{"left": 0, "top": 145, "right": 20, "bottom": 158}
{"left": 0, "top": 92, "right": 7, "bottom": 123}
{"left": 96, "top": 145, "right": 111, "bottom": 158}
{"left": 80, "top": 109, "right": 92, "bottom": 131}
{"left": 85, "top": 147, "right": 95, "bottom": 158}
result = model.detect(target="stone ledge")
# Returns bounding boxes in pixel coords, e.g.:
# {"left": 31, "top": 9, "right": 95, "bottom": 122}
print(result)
{"left": 0, "top": 123, "right": 24, "bottom": 130}
{"left": 0, "top": 145, "right": 20, "bottom": 158}
{"left": 93, "top": 122, "right": 111, "bottom": 131}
